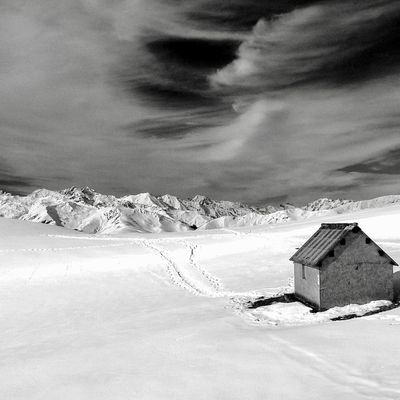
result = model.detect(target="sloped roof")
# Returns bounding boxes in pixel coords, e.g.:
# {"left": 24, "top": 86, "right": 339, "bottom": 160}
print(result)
{"left": 290, "top": 222, "right": 398, "bottom": 266}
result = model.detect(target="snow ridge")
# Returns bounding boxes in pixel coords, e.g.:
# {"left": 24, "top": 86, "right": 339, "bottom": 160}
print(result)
{"left": 0, "top": 187, "right": 400, "bottom": 234}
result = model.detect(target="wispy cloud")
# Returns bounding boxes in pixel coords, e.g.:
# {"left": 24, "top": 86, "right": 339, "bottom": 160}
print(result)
{"left": 1, "top": 0, "right": 400, "bottom": 203}
{"left": 0, "top": 0, "right": 163, "bottom": 192}
{"left": 211, "top": 1, "right": 400, "bottom": 90}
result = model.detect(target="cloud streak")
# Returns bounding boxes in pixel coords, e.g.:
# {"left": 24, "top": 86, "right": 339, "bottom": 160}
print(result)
{"left": 1, "top": 0, "right": 400, "bottom": 204}
{"left": 211, "top": 1, "right": 400, "bottom": 90}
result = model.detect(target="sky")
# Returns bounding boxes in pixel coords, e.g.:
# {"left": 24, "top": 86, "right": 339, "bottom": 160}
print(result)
{"left": 1, "top": 0, "right": 400, "bottom": 205}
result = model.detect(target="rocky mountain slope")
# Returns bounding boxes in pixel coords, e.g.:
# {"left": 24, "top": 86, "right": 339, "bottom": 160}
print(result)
{"left": 0, "top": 187, "right": 399, "bottom": 234}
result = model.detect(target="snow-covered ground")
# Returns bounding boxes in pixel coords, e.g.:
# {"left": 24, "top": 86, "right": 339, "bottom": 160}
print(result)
{"left": 1, "top": 203, "right": 400, "bottom": 399}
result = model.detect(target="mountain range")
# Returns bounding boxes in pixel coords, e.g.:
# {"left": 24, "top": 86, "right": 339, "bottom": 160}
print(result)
{"left": 0, "top": 187, "right": 399, "bottom": 234}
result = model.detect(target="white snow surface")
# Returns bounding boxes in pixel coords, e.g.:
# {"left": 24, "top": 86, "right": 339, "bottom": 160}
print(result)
{"left": 247, "top": 300, "right": 392, "bottom": 326}
{"left": 1, "top": 202, "right": 400, "bottom": 399}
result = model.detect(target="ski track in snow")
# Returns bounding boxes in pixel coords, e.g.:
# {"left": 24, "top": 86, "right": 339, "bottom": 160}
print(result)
{"left": 220, "top": 228, "right": 243, "bottom": 236}
{"left": 2, "top": 232, "right": 296, "bottom": 325}
{"left": 45, "top": 230, "right": 259, "bottom": 242}
{"left": 4, "top": 231, "right": 292, "bottom": 323}
{"left": 0, "top": 243, "right": 127, "bottom": 253}
{"left": 365, "top": 314, "right": 400, "bottom": 324}
{"left": 2, "top": 232, "right": 257, "bottom": 301}
{"left": 141, "top": 240, "right": 240, "bottom": 298}
{"left": 45, "top": 232, "right": 267, "bottom": 300}
{"left": 271, "top": 335, "right": 400, "bottom": 399}
{"left": 140, "top": 239, "right": 266, "bottom": 301}
{"left": 2, "top": 232, "right": 295, "bottom": 323}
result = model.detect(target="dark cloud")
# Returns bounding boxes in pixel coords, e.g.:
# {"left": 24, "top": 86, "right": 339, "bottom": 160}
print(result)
{"left": 212, "top": 0, "right": 400, "bottom": 90}
{"left": 187, "top": 0, "right": 320, "bottom": 31}
{"left": 146, "top": 37, "right": 240, "bottom": 70}
{"left": 116, "top": 41, "right": 225, "bottom": 110}
{"left": 130, "top": 36, "right": 239, "bottom": 109}
{"left": 365, "top": 114, "right": 400, "bottom": 132}
{"left": 340, "top": 148, "right": 400, "bottom": 175}
{"left": 0, "top": 166, "right": 34, "bottom": 195}
{"left": 126, "top": 115, "right": 225, "bottom": 139}
{"left": 319, "top": 11, "right": 400, "bottom": 85}
{"left": 254, "top": 194, "right": 290, "bottom": 207}
{"left": 2, "top": 0, "right": 400, "bottom": 205}
{"left": 125, "top": 102, "right": 235, "bottom": 139}
{"left": 131, "top": 83, "right": 216, "bottom": 109}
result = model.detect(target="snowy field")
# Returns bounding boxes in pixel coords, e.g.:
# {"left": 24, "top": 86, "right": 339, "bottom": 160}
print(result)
{"left": 2, "top": 204, "right": 400, "bottom": 399}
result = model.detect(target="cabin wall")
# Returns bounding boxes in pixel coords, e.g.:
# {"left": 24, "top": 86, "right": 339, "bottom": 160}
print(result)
{"left": 294, "top": 262, "right": 320, "bottom": 308}
{"left": 320, "top": 231, "right": 393, "bottom": 310}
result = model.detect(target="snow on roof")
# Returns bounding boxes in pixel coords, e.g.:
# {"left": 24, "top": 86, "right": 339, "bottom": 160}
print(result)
{"left": 290, "top": 222, "right": 398, "bottom": 266}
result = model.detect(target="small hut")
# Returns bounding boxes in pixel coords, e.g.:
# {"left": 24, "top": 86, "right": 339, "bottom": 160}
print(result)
{"left": 290, "top": 223, "right": 397, "bottom": 310}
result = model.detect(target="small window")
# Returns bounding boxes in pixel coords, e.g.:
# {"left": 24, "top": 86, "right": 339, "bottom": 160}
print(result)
{"left": 365, "top": 237, "right": 371, "bottom": 244}
{"left": 378, "top": 249, "right": 384, "bottom": 257}
{"left": 302, "top": 264, "right": 306, "bottom": 279}
{"left": 339, "top": 238, "right": 346, "bottom": 245}
{"left": 328, "top": 250, "right": 334, "bottom": 257}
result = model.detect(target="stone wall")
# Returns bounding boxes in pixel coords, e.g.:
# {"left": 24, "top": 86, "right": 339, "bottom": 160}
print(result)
{"left": 294, "top": 262, "right": 320, "bottom": 308}
{"left": 319, "top": 230, "right": 393, "bottom": 310}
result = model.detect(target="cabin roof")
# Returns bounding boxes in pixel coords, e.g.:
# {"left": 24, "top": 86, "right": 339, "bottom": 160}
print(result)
{"left": 289, "top": 222, "right": 398, "bottom": 266}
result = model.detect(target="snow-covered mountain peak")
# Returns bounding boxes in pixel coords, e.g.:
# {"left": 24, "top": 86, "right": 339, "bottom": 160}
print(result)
{"left": 0, "top": 188, "right": 400, "bottom": 234}
{"left": 120, "top": 192, "right": 167, "bottom": 209}
{"left": 28, "top": 188, "right": 64, "bottom": 201}
{"left": 303, "top": 198, "right": 353, "bottom": 211}
{"left": 159, "top": 194, "right": 187, "bottom": 210}
{"left": 61, "top": 186, "right": 98, "bottom": 205}
{"left": 191, "top": 195, "right": 211, "bottom": 204}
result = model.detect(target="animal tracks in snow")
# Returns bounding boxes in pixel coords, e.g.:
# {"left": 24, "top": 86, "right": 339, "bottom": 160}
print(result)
{"left": 186, "top": 243, "right": 224, "bottom": 293}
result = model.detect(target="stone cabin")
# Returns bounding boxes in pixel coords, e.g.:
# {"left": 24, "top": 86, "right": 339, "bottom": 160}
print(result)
{"left": 290, "top": 223, "right": 398, "bottom": 310}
